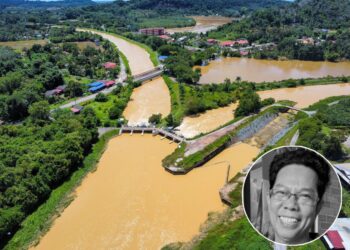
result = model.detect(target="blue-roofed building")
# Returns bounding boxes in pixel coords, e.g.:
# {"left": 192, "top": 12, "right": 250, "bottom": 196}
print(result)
{"left": 158, "top": 55, "right": 168, "bottom": 62}
{"left": 88, "top": 81, "right": 104, "bottom": 88}
{"left": 89, "top": 84, "right": 105, "bottom": 93}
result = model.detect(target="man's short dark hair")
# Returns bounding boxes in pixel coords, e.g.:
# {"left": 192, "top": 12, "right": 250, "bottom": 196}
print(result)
{"left": 269, "top": 147, "right": 330, "bottom": 201}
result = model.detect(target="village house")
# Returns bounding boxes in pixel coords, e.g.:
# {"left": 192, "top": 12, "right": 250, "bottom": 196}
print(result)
{"left": 297, "top": 37, "right": 315, "bottom": 45}
{"left": 158, "top": 34, "right": 173, "bottom": 42}
{"left": 220, "top": 41, "right": 235, "bottom": 47}
{"left": 235, "top": 39, "right": 249, "bottom": 46}
{"left": 103, "top": 62, "right": 117, "bottom": 70}
{"left": 139, "top": 27, "right": 165, "bottom": 36}
{"left": 44, "top": 85, "right": 66, "bottom": 98}
{"left": 70, "top": 105, "right": 84, "bottom": 114}
{"left": 207, "top": 38, "right": 218, "bottom": 45}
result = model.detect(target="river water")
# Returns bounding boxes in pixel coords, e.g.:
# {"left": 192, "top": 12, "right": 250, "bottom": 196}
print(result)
{"left": 32, "top": 135, "right": 258, "bottom": 250}
{"left": 176, "top": 102, "right": 238, "bottom": 138}
{"left": 258, "top": 83, "right": 350, "bottom": 108}
{"left": 123, "top": 77, "right": 171, "bottom": 126}
{"left": 166, "top": 16, "right": 233, "bottom": 34}
{"left": 197, "top": 57, "right": 350, "bottom": 83}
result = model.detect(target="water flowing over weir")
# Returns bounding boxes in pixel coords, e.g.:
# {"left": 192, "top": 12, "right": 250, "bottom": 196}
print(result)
{"left": 32, "top": 135, "right": 259, "bottom": 250}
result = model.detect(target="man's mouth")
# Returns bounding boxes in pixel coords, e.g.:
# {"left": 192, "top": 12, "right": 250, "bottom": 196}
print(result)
{"left": 279, "top": 216, "right": 300, "bottom": 225}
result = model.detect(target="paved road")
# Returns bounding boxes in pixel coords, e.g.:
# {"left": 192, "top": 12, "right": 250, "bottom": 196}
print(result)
{"left": 289, "top": 129, "right": 299, "bottom": 146}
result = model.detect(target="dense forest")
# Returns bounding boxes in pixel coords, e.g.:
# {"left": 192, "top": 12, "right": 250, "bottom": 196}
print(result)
{"left": 208, "top": 0, "right": 350, "bottom": 61}
{"left": 0, "top": 107, "right": 99, "bottom": 247}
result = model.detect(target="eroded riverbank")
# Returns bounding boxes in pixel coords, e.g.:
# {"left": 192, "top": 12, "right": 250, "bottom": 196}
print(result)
{"left": 32, "top": 134, "right": 258, "bottom": 250}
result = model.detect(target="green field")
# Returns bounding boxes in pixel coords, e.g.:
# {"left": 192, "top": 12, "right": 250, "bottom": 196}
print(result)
{"left": 0, "top": 40, "right": 48, "bottom": 50}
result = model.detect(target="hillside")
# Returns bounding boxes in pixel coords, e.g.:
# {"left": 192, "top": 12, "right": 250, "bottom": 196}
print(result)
{"left": 128, "top": 0, "right": 289, "bottom": 16}
{"left": 295, "top": 0, "right": 350, "bottom": 28}
{"left": 0, "top": 0, "right": 96, "bottom": 9}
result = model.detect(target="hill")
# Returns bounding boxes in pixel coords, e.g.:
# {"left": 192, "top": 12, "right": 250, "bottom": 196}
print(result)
{"left": 0, "top": 0, "right": 96, "bottom": 9}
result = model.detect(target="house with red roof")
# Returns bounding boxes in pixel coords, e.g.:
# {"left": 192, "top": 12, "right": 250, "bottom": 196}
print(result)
{"left": 104, "top": 80, "right": 115, "bottom": 88}
{"left": 323, "top": 218, "right": 350, "bottom": 250}
{"left": 139, "top": 28, "right": 165, "bottom": 36}
{"left": 236, "top": 39, "right": 249, "bottom": 46}
{"left": 158, "top": 35, "right": 172, "bottom": 41}
{"left": 71, "top": 105, "right": 84, "bottom": 114}
{"left": 207, "top": 39, "right": 218, "bottom": 45}
{"left": 220, "top": 41, "right": 235, "bottom": 47}
{"left": 103, "top": 62, "right": 117, "bottom": 70}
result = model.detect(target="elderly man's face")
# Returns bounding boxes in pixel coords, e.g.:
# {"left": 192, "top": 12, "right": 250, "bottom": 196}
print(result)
{"left": 267, "top": 164, "right": 319, "bottom": 244}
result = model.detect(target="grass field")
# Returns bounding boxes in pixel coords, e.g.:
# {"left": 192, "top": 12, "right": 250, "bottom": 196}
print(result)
{"left": 139, "top": 16, "right": 195, "bottom": 28}
{"left": 0, "top": 40, "right": 47, "bottom": 50}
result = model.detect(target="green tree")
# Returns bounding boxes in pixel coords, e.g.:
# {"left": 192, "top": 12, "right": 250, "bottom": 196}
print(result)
{"left": 28, "top": 101, "right": 50, "bottom": 125}
{"left": 66, "top": 81, "right": 83, "bottom": 98}
{"left": 235, "top": 90, "right": 261, "bottom": 117}
{"left": 148, "top": 113, "right": 162, "bottom": 124}
{"left": 95, "top": 93, "right": 108, "bottom": 102}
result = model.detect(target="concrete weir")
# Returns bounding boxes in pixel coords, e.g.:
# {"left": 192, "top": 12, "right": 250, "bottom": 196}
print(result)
{"left": 119, "top": 126, "right": 186, "bottom": 143}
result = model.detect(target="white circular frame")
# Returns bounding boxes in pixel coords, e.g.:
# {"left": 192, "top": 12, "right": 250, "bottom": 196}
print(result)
{"left": 241, "top": 145, "right": 343, "bottom": 247}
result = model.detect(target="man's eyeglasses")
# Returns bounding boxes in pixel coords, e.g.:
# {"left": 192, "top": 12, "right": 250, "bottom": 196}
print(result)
{"left": 270, "top": 189, "right": 319, "bottom": 206}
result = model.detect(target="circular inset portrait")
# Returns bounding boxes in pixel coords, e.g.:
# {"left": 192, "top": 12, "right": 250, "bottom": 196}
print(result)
{"left": 242, "top": 146, "right": 342, "bottom": 246}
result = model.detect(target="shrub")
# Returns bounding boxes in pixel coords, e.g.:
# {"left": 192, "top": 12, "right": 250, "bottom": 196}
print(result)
{"left": 95, "top": 93, "right": 108, "bottom": 102}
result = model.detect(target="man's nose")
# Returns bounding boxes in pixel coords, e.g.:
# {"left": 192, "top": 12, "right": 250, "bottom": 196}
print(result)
{"left": 283, "top": 194, "right": 299, "bottom": 210}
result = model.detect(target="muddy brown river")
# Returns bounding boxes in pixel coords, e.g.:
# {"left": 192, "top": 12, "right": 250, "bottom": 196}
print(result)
{"left": 176, "top": 102, "right": 238, "bottom": 138}
{"left": 258, "top": 83, "right": 350, "bottom": 108}
{"left": 32, "top": 135, "right": 258, "bottom": 250}
{"left": 166, "top": 16, "right": 233, "bottom": 34}
{"left": 197, "top": 57, "right": 350, "bottom": 83}
{"left": 123, "top": 77, "right": 171, "bottom": 126}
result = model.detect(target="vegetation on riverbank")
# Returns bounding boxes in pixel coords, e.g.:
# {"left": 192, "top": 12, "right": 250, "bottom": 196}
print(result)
{"left": 3, "top": 129, "right": 119, "bottom": 250}
{"left": 0, "top": 107, "right": 101, "bottom": 248}
{"left": 255, "top": 75, "right": 349, "bottom": 91}
{"left": 82, "top": 80, "right": 138, "bottom": 126}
